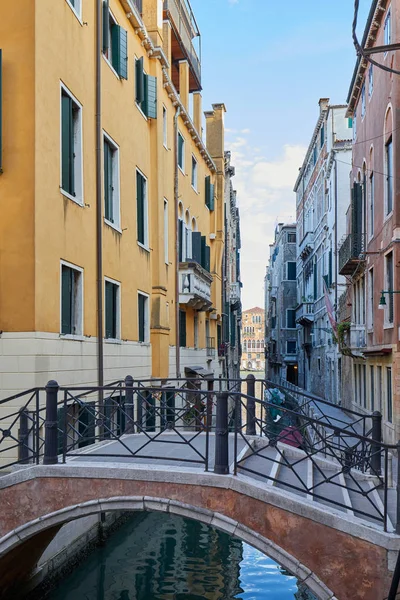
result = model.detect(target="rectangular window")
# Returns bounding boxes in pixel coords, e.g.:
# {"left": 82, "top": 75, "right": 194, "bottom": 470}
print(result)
{"left": 377, "top": 366, "right": 382, "bottom": 413}
{"left": 287, "top": 340, "right": 296, "bottom": 354}
{"left": 287, "top": 233, "right": 296, "bottom": 244}
{"left": 103, "top": 134, "right": 120, "bottom": 228}
{"left": 361, "top": 84, "right": 366, "bottom": 118}
{"left": 369, "top": 172, "right": 374, "bottom": 236}
{"left": 385, "top": 8, "right": 391, "bottom": 49}
{"left": 102, "top": 3, "right": 128, "bottom": 79}
{"left": 135, "top": 57, "right": 157, "bottom": 118}
{"left": 287, "top": 262, "right": 296, "bottom": 280}
{"left": 368, "top": 64, "right": 373, "bottom": 98}
{"left": 386, "top": 252, "right": 394, "bottom": 323}
{"left": 286, "top": 309, "right": 296, "bottom": 329}
{"left": 370, "top": 366, "right": 375, "bottom": 411}
{"left": 61, "top": 86, "right": 83, "bottom": 203}
{"left": 205, "top": 176, "right": 215, "bottom": 211}
{"left": 164, "top": 199, "right": 168, "bottom": 264}
{"left": 136, "top": 169, "right": 148, "bottom": 247}
{"left": 387, "top": 367, "right": 392, "bottom": 422}
{"left": 178, "top": 132, "right": 185, "bottom": 171}
{"left": 191, "top": 156, "right": 198, "bottom": 190}
{"left": 163, "top": 105, "right": 167, "bottom": 148}
{"left": 353, "top": 115, "right": 357, "bottom": 140}
{"left": 386, "top": 138, "right": 393, "bottom": 214}
{"left": 66, "top": 0, "right": 82, "bottom": 19}
{"left": 61, "top": 263, "right": 83, "bottom": 335}
{"left": 105, "top": 279, "right": 120, "bottom": 339}
{"left": 320, "top": 126, "right": 324, "bottom": 148}
{"left": 138, "top": 292, "right": 149, "bottom": 343}
{"left": 362, "top": 364, "right": 367, "bottom": 408}
{"left": 179, "top": 309, "right": 186, "bottom": 347}
{"left": 368, "top": 268, "right": 374, "bottom": 329}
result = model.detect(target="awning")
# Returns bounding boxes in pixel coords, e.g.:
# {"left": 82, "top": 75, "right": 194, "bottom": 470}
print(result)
{"left": 184, "top": 366, "right": 214, "bottom": 378}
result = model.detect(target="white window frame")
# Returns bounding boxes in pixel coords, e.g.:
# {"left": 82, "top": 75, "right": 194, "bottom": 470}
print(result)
{"left": 384, "top": 7, "right": 391, "bottom": 55}
{"left": 385, "top": 137, "right": 393, "bottom": 217}
{"left": 369, "top": 171, "right": 374, "bottom": 239}
{"left": 367, "top": 268, "right": 374, "bottom": 331}
{"left": 104, "top": 276, "right": 121, "bottom": 342}
{"left": 60, "top": 260, "right": 84, "bottom": 338}
{"left": 368, "top": 64, "right": 373, "bottom": 99}
{"left": 136, "top": 168, "right": 149, "bottom": 251}
{"left": 178, "top": 131, "right": 185, "bottom": 173}
{"left": 134, "top": 56, "right": 148, "bottom": 120}
{"left": 164, "top": 198, "right": 169, "bottom": 265}
{"left": 361, "top": 84, "right": 366, "bottom": 119}
{"left": 103, "top": 8, "right": 120, "bottom": 79}
{"left": 162, "top": 105, "right": 168, "bottom": 149}
{"left": 191, "top": 155, "right": 198, "bottom": 191}
{"left": 103, "top": 131, "right": 121, "bottom": 232}
{"left": 60, "top": 82, "right": 84, "bottom": 206}
{"left": 137, "top": 291, "right": 150, "bottom": 344}
{"left": 66, "top": 0, "right": 82, "bottom": 22}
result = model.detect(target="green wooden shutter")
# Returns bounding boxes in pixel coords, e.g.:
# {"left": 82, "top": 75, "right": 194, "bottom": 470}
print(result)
{"left": 135, "top": 57, "right": 145, "bottom": 104}
{"left": 287, "top": 262, "right": 296, "bottom": 280}
{"left": 0, "top": 50, "right": 3, "bottom": 174}
{"left": 205, "top": 176, "right": 215, "bottom": 211}
{"left": 61, "top": 266, "right": 73, "bottom": 334}
{"left": 137, "top": 171, "right": 144, "bottom": 244}
{"left": 111, "top": 25, "right": 128, "bottom": 80}
{"left": 61, "top": 94, "right": 74, "bottom": 195}
{"left": 179, "top": 310, "right": 186, "bottom": 347}
{"left": 201, "top": 236, "right": 207, "bottom": 269}
{"left": 192, "top": 232, "right": 202, "bottom": 264}
{"left": 105, "top": 281, "right": 116, "bottom": 338}
{"left": 205, "top": 245, "right": 210, "bottom": 272}
{"left": 102, "top": 0, "right": 110, "bottom": 53}
{"left": 178, "top": 220, "right": 183, "bottom": 262}
{"left": 328, "top": 249, "right": 333, "bottom": 286}
{"left": 138, "top": 294, "right": 145, "bottom": 342}
{"left": 146, "top": 75, "right": 157, "bottom": 119}
{"left": 104, "top": 141, "right": 113, "bottom": 222}
{"left": 178, "top": 133, "right": 184, "bottom": 168}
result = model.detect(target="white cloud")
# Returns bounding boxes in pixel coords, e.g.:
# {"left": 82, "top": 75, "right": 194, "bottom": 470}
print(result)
{"left": 227, "top": 140, "right": 306, "bottom": 310}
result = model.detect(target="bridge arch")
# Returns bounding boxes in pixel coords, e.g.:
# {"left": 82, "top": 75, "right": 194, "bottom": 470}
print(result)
{"left": 1, "top": 496, "right": 334, "bottom": 600}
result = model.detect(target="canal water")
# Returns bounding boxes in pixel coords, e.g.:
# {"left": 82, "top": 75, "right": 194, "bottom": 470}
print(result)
{"left": 47, "top": 512, "right": 317, "bottom": 600}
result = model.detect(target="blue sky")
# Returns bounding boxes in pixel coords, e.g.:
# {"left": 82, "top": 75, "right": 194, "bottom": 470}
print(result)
{"left": 191, "top": 0, "right": 370, "bottom": 310}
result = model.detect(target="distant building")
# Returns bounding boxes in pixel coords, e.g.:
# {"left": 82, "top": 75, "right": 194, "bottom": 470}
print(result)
{"left": 265, "top": 224, "right": 298, "bottom": 384}
{"left": 241, "top": 307, "right": 265, "bottom": 371}
{"left": 294, "top": 99, "right": 352, "bottom": 400}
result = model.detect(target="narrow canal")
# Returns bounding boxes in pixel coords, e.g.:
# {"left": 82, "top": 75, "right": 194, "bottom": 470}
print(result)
{"left": 46, "top": 512, "right": 317, "bottom": 600}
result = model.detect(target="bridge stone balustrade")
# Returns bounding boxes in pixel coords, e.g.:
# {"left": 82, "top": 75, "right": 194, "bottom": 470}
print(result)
{"left": 0, "top": 462, "right": 398, "bottom": 600}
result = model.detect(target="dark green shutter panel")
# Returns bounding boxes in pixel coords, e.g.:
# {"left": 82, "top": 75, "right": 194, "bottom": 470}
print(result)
{"left": 205, "top": 245, "right": 210, "bottom": 272}
{"left": 179, "top": 310, "right": 186, "bottom": 347}
{"left": 178, "top": 220, "right": 183, "bottom": 262}
{"left": 205, "top": 176, "right": 210, "bottom": 208}
{"left": 102, "top": 0, "right": 109, "bottom": 54}
{"left": 111, "top": 25, "right": 128, "bottom": 79}
{"left": 287, "top": 310, "right": 296, "bottom": 329}
{"left": 105, "top": 281, "right": 115, "bottom": 338}
{"left": 104, "top": 141, "right": 113, "bottom": 222}
{"left": 61, "top": 267, "right": 73, "bottom": 334}
{"left": 178, "top": 134, "right": 184, "bottom": 168}
{"left": 217, "top": 324, "right": 222, "bottom": 350}
{"left": 137, "top": 171, "right": 144, "bottom": 244}
{"left": 192, "top": 231, "right": 202, "bottom": 264}
{"left": 201, "top": 236, "right": 206, "bottom": 269}
{"left": 146, "top": 75, "right": 157, "bottom": 119}
{"left": 287, "top": 262, "right": 296, "bottom": 280}
{"left": 138, "top": 294, "right": 145, "bottom": 342}
{"left": 143, "top": 74, "right": 149, "bottom": 117}
{"left": 136, "top": 57, "right": 145, "bottom": 104}
{"left": 0, "top": 50, "right": 3, "bottom": 174}
{"left": 223, "top": 302, "right": 230, "bottom": 342}
{"left": 61, "top": 94, "right": 74, "bottom": 195}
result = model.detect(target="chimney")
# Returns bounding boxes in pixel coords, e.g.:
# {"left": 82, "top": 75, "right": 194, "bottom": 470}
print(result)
{"left": 179, "top": 60, "right": 189, "bottom": 111}
{"left": 205, "top": 103, "right": 226, "bottom": 160}
{"left": 319, "top": 98, "right": 329, "bottom": 113}
{"left": 193, "top": 92, "right": 202, "bottom": 136}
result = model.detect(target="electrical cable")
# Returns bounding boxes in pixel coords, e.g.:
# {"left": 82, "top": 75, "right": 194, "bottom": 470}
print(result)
{"left": 335, "top": 157, "right": 398, "bottom": 181}
{"left": 353, "top": 0, "right": 400, "bottom": 76}
{"left": 352, "top": 124, "right": 400, "bottom": 146}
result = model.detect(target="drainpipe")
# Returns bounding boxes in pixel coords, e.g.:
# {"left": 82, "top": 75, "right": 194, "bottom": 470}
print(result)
{"left": 174, "top": 105, "right": 181, "bottom": 379}
{"left": 96, "top": 0, "right": 104, "bottom": 409}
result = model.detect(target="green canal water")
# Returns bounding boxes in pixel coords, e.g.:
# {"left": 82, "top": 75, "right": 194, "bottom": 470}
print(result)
{"left": 47, "top": 513, "right": 317, "bottom": 600}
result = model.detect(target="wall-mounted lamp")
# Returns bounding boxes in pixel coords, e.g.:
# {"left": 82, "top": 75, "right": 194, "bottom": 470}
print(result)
{"left": 378, "top": 290, "right": 400, "bottom": 309}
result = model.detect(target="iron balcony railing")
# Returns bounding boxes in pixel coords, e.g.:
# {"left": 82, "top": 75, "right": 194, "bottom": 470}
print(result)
{"left": 338, "top": 233, "right": 366, "bottom": 275}
{"left": 206, "top": 336, "right": 215, "bottom": 357}
{"left": 163, "top": 0, "right": 201, "bottom": 86}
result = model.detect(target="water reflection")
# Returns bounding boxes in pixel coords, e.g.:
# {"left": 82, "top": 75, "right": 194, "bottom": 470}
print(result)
{"left": 48, "top": 513, "right": 317, "bottom": 600}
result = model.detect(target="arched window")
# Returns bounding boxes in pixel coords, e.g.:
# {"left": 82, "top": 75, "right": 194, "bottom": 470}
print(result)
{"left": 369, "top": 146, "right": 374, "bottom": 237}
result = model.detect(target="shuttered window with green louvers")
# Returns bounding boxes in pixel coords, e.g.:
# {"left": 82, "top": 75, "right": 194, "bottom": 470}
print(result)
{"left": 136, "top": 170, "right": 147, "bottom": 245}
{"left": 205, "top": 176, "right": 215, "bottom": 210}
{"left": 102, "top": 1, "right": 128, "bottom": 79}
{"left": 135, "top": 57, "right": 157, "bottom": 118}
{"left": 61, "top": 266, "right": 73, "bottom": 334}
{"left": 179, "top": 310, "right": 186, "bottom": 347}
{"left": 61, "top": 93, "right": 75, "bottom": 196}
{"left": 104, "top": 139, "right": 114, "bottom": 222}
{"left": 138, "top": 293, "right": 147, "bottom": 342}
{"left": 192, "top": 231, "right": 202, "bottom": 265}
{"left": 105, "top": 280, "right": 118, "bottom": 339}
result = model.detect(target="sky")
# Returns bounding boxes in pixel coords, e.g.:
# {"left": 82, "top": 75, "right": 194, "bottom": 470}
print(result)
{"left": 190, "top": 0, "right": 371, "bottom": 311}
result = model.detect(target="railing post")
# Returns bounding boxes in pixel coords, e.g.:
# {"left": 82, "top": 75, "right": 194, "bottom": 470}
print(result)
{"left": 43, "top": 380, "right": 59, "bottom": 465}
{"left": 370, "top": 411, "right": 382, "bottom": 476}
{"left": 246, "top": 374, "right": 256, "bottom": 436}
{"left": 214, "top": 392, "right": 229, "bottom": 474}
{"left": 206, "top": 378, "right": 214, "bottom": 430}
{"left": 19, "top": 408, "right": 30, "bottom": 464}
{"left": 124, "top": 376, "right": 134, "bottom": 434}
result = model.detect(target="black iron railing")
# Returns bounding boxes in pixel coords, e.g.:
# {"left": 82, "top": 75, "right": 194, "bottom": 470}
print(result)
{"left": 338, "top": 232, "right": 366, "bottom": 274}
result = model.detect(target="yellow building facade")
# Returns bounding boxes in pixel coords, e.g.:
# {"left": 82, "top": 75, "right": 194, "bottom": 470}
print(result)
{"left": 0, "top": 0, "right": 226, "bottom": 398}
{"left": 241, "top": 307, "right": 265, "bottom": 372}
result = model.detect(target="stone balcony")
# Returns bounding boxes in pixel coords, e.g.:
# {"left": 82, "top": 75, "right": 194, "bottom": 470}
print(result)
{"left": 296, "top": 302, "right": 314, "bottom": 326}
{"left": 179, "top": 262, "right": 213, "bottom": 311}
{"left": 350, "top": 324, "right": 366, "bottom": 350}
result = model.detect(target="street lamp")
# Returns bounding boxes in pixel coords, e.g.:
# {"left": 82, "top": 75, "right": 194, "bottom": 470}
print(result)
{"left": 378, "top": 290, "right": 400, "bottom": 310}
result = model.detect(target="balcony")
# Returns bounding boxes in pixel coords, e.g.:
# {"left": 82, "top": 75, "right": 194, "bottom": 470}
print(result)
{"left": 179, "top": 262, "right": 213, "bottom": 311}
{"left": 296, "top": 303, "right": 314, "bottom": 326}
{"left": 298, "top": 232, "right": 314, "bottom": 260}
{"left": 163, "top": 0, "right": 201, "bottom": 92}
{"left": 350, "top": 324, "right": 366, "bottom": 350}
{"left": 206, "top": 337, "right": 215, "bottom": 358}
{"left": 230, "top": 282, "right": 241, "bottom": 303}
{"left": 338, "top": 233, "right": 366, "bottom": 275}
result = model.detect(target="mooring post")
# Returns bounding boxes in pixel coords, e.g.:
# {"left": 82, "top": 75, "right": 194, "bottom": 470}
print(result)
{"left": 124, "top": 375, "right": 134, "bottom": 434}
{"left": 19, "top": 408, "right": 30, "bottom": 464}
{"left": 43, "top": 380, "right": 59, "bottom": 465}
{"left": 214, "top": 392, "right": 229, "bottom": 474}
{"left": 246, "top": 374, "right": 256, "bottom": 436}
{"left": 370, "top": 410, "right": 382, "bottom": 476}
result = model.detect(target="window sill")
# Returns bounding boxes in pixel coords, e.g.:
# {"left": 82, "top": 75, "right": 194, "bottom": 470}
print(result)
{"left": 66, "top": 0, "right": 83, "bottom": 24}
{"left": 135, "top": 102, "right": 148, "bottom": 121}
{"left": 104, "top": 338, "right": 122, "bottom": 344}
{"left": 59, "top": 333, "right": 85, "bottom": 341}
{"left": 102, "top": 54, "right": 121, "bottom": 80}
{"left": 163, "top": 143, "right": 169, "bottom": 151}
{"left": 178, "top": 165, "right": 185, "bottom": 175}
{"left": 384, "top": 210, "right": 393, "bottom": 224}
{"left": 104, "top": 218, "right": 122, "bottom": 234}
{"left": 191, "top": 185, "right": 198, "bottom": 193}
{"left": 60, "top": 188, "right": 84, "bottom": 207}
{"left": 384, "top": 323, "right": 394, "bottom": 330}
{"left": 137, "top": 242, "right": 150, "bottom": 253}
